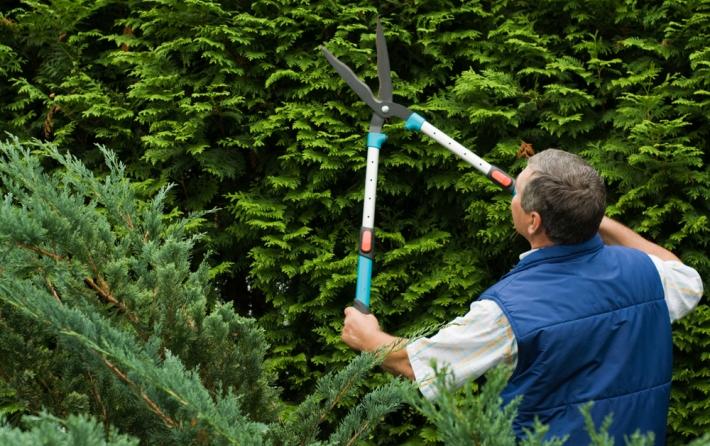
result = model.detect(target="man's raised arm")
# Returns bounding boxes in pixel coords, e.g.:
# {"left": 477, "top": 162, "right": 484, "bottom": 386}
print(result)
{"left": 599, "top": 216, "right": 681, "bottom": 262}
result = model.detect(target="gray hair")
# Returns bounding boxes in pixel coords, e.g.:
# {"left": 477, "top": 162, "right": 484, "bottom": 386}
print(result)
{"left": 521, "top": 149, "right": 606, "bottom": 245}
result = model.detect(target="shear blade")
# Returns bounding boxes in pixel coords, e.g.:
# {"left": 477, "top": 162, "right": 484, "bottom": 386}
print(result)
{"left": 375, "top": 18, "right": 392, "bottom": 102}
{"left": 321, "top": 46, "right": 380, "bottom": 112}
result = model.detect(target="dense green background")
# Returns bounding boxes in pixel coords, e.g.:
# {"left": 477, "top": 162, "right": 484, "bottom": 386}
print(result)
{"left": 1, "top": 0, "right": 708, "bottom": 444}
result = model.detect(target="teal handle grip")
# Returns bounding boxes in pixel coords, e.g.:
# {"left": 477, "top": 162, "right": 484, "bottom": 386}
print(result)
{"left": 354, "top": 255, "right": 372, "bottom": 313}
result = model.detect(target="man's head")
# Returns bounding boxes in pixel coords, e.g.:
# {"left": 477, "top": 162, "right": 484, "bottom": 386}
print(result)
{"left": 511, "top": 149, "right": 606, "bottom": 246}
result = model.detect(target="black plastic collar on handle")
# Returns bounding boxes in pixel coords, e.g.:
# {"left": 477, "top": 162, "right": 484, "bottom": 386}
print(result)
{"left": 486, "top": 165, "right": 517, "bottom": 195}
{"left": 353, "top": 299, "right": 371, "bottom": 314}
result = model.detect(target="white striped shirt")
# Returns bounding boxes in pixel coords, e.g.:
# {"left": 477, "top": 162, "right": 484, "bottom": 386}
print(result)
{"left": 406, "top": 253, "right": 704, "bottom": 399}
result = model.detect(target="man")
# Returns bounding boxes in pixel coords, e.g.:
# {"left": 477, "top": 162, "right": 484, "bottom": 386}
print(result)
{"left": 341, "top": 149, "right": 703, "bottom": 444}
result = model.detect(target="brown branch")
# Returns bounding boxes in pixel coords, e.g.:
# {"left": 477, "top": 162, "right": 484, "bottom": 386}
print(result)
{"left": 84, "top": 277, "right": 119, "bottom": 306}
{"left": 346, "top": 421, "right": 371, "bottom": 446}
{"left": 45, "top": 277, "right": 61, "bottom": 303}
{"left": 121, "top": 26, "right": 133, "bottom": 52}
{"left": 16, "top": 242, "right": 64, "bottom": 261}
{"left": 17, "top": 242, "right": 139, "bottom": 323}
{"left": 100, "top": 357, "right": 179, "bottom": 429}
{"left": 124, "top": 213, "right": 134, "bottom": 230}
{"left": 84, "top": 277, "right": 139, "bottom": 323}
{"left": 43, "top": 104, "right": 61, "bottom": 139}
{"left": 87, "top": 372, "right": 109, "bottom": 430}
{"left": 299, "top": 376, "right": 359, "bottom": 446}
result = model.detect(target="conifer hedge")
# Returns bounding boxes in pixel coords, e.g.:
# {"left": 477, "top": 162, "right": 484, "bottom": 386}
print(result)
{"left": 1, "top": 1, "right": 708, "bottom": 444}
{"left": 0, "top": 138, "right": 410, "bottom": 445}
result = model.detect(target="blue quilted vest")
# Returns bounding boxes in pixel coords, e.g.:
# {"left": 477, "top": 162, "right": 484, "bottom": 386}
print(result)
{"left": 480, "top": 235, "right": 671, "bottom": 445}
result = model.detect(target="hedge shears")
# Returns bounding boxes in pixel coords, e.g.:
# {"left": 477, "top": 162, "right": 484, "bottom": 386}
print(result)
{"left": 321, "top": 20, "right": 516, "bottom": 314}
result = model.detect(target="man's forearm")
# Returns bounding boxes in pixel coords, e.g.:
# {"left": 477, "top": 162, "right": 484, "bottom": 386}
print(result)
{"left": 599, "top": 217, "right": 681, "bottom": 262}
{"left": 365, "top": 332, "right": 415, "bottom": 380}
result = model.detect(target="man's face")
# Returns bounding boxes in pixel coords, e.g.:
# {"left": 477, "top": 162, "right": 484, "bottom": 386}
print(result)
{"left": 510, "top": 167, "right": 534, "bottom": 238}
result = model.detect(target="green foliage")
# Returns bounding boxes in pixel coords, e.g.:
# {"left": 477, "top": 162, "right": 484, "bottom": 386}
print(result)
{"left": 0, "top": 136, "right": 276, "bottom": 442}
{"left": 409, "top": 365, "right": 699, "bottom": 446}
{"left": 1, "top": 1, "right": 709, "bottom": 444}
{"left": 0, "top": 412, "right": 139, "bottom": 446}
{"left": 406, "top": 366, "right": 543, "bottom": 446}
{"left": 0, "top": 138, "right": 408, "bottom": 444}
{"left": 223, "top": 4, "right": 710, "bottom": 443}
{"left": 269, "top": 350, "right": 411, "bottom": 446}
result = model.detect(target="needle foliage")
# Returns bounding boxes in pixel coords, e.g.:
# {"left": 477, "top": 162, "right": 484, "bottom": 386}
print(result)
{"left": 0, "top": 138, "right": 409, "bottom": 445}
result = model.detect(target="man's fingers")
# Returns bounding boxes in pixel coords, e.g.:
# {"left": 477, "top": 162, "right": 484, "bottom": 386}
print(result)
{"left": 344, "top": 306, "right": 357, "bottom": 317}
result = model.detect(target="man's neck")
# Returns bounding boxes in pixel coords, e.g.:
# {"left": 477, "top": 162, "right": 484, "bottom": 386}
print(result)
{"left": 528, "top": 233, "right": 554, "bottom": 250}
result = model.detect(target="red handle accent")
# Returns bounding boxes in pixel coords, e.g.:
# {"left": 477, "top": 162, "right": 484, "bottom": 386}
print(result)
{"left": 490, "top": 169, "right": 513, "bottom": 187}
{"left": 486, "top": 166, "right": 516, "bottom": 194}
{"left": 361, "top": 229, "right": 373, "bottom": 253}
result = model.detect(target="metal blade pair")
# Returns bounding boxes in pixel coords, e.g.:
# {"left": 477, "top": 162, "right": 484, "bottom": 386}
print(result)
{"left": 321, "top": 19, "right": 412, "bottom": 133}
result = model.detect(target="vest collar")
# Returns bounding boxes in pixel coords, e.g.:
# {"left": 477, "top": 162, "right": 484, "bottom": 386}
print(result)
{"left": 506, "top": 234, "right": 604, "bottom": 277}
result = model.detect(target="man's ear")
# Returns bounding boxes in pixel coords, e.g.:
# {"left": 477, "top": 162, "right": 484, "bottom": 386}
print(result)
{"left": 528, "top": 211, "right": 544, "bottom": 236}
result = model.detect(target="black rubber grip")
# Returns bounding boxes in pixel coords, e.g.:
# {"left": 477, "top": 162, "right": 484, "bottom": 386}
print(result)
{"left": 352, "top": 299, "right": 370, "bottom": 314}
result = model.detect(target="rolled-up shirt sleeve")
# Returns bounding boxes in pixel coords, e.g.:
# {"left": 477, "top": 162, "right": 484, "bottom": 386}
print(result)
{"left": 648, "top": 254, "right": 704, "bottom": 322}
{"left": 406, "top": 299, "right": 517, "bottom": 399}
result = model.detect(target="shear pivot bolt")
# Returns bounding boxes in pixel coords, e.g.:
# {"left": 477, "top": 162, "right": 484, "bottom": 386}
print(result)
{"left": 381, "top": 105, "right": 390, "bottom": 113}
